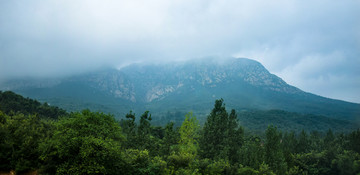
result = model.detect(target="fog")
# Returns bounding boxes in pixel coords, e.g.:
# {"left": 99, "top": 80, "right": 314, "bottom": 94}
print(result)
{"left": 0, "top": 0, "right": 359, "bottom": 102}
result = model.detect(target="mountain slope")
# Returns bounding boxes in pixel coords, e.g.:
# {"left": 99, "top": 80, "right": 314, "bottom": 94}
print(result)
{"left": 1, "top": 58, "right": 359, "bottom": 124}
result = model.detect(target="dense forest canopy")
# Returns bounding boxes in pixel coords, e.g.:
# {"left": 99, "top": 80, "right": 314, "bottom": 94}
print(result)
{"left": 0, "top": 91, "right": 359, "bottom": 174}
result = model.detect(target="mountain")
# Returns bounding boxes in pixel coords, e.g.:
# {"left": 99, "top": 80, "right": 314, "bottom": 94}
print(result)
{"left": 1, "top": 58, "right": 359, "bottom": 126}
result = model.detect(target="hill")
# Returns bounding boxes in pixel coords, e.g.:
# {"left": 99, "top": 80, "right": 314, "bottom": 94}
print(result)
{"left": 0, "top": 91, "right": 67, "bottom": 119}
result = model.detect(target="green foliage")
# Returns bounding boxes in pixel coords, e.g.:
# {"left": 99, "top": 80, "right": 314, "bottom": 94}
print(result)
{"left": 239, "top": 136, "right": 265, "bottom": 169}
{"left": 309, "top": 130, "right": 322, "bottom": 152}
{"left": 227, "top": 109, "right": 244, "bottom": 163}
{"left": 200, "top": 99, "right": 244, "bottom": 162}
{"left": 258, "top": 163, "right": 276, "bottom": 175}
{"left": 0, "top": 112, "right": 52, "bottom": 173}
{"left": 293, "top": 151, "right": 332, "bottom": 175}
{"left": 297, "top": 129, "right": 310, "bottom": 153}
{"left": 237, "top": 166, "right": 259, "bottom": 175}
{"left": 200, "top": 99, "right": 228, "bottom": 159}
{"left": 281, "top": 131, "right": 297, "bottom": 168}
{"left": 160, "top": 122, "right": 179, "bottom": 156}
{"left": 137, "top": 111, "right": 153, "bottom": 150}
{"left": 167, "top": 112, "right": 200, "bottom": 172}
{"left": 332, "top": 150, "right": 360, "bottom": 175}
{"left": 168, "top": 152, "right": 197, "bottom": 171}
{"left": 122, "top": 149, "right": 169, "bottom": 175}
{"left": 122, "top": 149, "right": 151, "bottom": 174}
{"left": 121, "top": 110, "right": 138, "bottom": 149}
{"left": 237, "top": 163, "right": 276, "bottom": 175}
{"left": 0, "top": 111, "right": 11, "bottom": 171}
{"left": 287, "top": 166, "right": 306, "bottom": 175}
{"left": 178, "top": 112, "right": 200, "bottom": 155}
{"left": 203, "top": 159, "right": 231, "bottom": 175}
{"left": 40, "top": 110, "right": 125, "bottom": 174}
{"left": 345, "top": 129, "right": 360, "bottom": 154}
{"left": 265, "top": 125, "right": 287, "bottom": 174}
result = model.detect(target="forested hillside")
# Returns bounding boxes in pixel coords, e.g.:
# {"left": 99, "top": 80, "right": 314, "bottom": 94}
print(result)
{"left": 0, "top": 94, "right": 359, "bottom": 174}
{"left": 0, "top": 91, "right": 67, "bottom": 119}
{"left": 237, "top": 110, "right": 358, "bottom": 134}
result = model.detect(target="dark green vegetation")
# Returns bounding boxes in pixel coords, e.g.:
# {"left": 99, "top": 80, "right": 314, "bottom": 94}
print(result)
{"left": 2, "top": 58, "right": 360, "bottom": 125}
{"left": 0, "top": 93, "right": 359, "bottom": 174}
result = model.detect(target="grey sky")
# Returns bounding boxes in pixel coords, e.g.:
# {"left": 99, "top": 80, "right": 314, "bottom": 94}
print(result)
{"left": 0, "top": 0, "right": 359, "bottom": 103}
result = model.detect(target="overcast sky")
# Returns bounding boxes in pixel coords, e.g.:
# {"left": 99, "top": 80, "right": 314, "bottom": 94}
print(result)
{"left": 0, "top": 0, "right": 359, "bottom": 103}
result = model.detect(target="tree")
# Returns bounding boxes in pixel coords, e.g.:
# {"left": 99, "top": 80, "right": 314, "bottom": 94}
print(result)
{"left": 203, "top": 159, "right": 231, "bottom": 175}
{"left": 178, "top": 112, "right": 199, "bottom": 153}
{"left": 239, "top": 136, "right": 265, "bottom": 170}
{"left": 122, "top": 149, "right": 169, "bottom": 175}
{"left": 332, "top": 150, "right": 360, "bottom": 175}
{"left": 200, "top": 99, "right": 243, "bottom": 161}
{"left": 122, "top": 110, "right": 138, "bottom": 149}
{"left": 168, "top": 112, "right": 200, "bottom": 172}
{"left": 297, "top": 129, "right": 310, "bottom": 153}
{"left": 137, "top": 111, "right": 153, "bottom": 151}
{"left": 0, "top": 111, "right": 12, "bottom": 171}
{"left": 200, "top": 99, "right": 228, "bottom": 159}
{"left": 227, "top": 109, "right": 244, "bottom": 163}
{"left": 292, "top": 151, "right": 331, "bottom": 175}
{"left": 265, "top": 125, "right": 287, "bottom": 174}
{"left": 346, "top": 129, "right": 360, "bottom": 154}
{"left": 0, "top": 112, "right": 52, "bottom": 173}
{"left": 160, "top": 122, "right": 179, "bottom": 157}
{"left": 282, "top": 131, "right": 297, "bottom": 167}
{"left": 40, "top": 110, "right": 125, "bottom": 174}
{"left": 323, "top": 129, "right": 335, "bottom": 148}
{"left": 309, "top": 130, "right": 322, "bottom": 152}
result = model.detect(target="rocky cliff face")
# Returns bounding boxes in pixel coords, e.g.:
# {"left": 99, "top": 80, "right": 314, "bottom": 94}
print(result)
{"left": 116, "top": 58, "right": 303, "bottom": 102}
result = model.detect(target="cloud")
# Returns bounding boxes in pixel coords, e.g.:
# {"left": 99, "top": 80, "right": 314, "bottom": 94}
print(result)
{"left": 0, "top": 0, "right": 359, "bottom": 102}
{"left": 278, "top": 51, "right": 360, "bottom": 102}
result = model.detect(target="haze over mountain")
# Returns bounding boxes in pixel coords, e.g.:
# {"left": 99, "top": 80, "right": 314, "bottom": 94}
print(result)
{"left": 1, "top": 58, "right": 359, "bottom": 126}
{"left": 1, "top": 1, "right": 359, "bottom": 103}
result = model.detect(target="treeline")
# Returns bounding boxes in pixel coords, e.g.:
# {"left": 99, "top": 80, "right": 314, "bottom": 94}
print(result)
{"left": 0, "top": 98, "right": 360, "bottom": 174}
